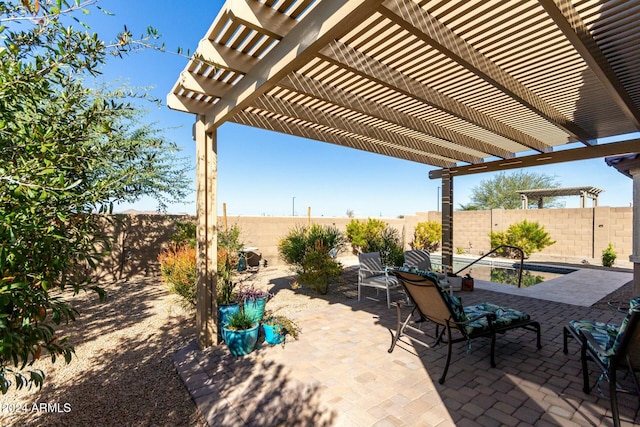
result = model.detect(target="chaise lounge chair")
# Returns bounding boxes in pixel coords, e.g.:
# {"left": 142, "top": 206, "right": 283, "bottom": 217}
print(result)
{"left": 563, "top": 297, "right": 640, "bottom": 427}
{"left": 389, "top": 267, "right": 542, "bottom": 384}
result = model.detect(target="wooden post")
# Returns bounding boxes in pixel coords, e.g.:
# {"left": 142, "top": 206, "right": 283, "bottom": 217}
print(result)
{"left": 631, "top": 167, "right": 640, "bottom": 297}
{"left": 307, "top": 206, "right": 311, "bottom": 227}
{"left": 441, "top": 170, "right": 454, "bottom": 274}
{"left": 223, "top": 202, "right": 228, "bottom": 231}
{"left": 195, "top": 117, "right": 218, "bottom": 348}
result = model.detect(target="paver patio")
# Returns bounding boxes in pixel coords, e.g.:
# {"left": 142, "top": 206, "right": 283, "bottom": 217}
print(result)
{"left": 175, "top": 268, "right": 639, "bottom": 427}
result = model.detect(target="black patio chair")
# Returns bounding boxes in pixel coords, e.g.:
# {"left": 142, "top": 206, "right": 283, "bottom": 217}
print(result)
{"left": 389, "top": 267, "right": 542, "bottom": 384}
{"left": 563, "top": 297, "right": 640, "bottom": 427}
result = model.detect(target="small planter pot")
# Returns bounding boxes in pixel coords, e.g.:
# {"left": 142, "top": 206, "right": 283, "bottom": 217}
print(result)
{"left": 262, "top": 323, "right": 285, "bottom": 345}
{"left": 243, "top": 297, "right": 267, "bottom": 323}
{"left": 223, "top": 323, "right": 260, "bottom": 356}
{"left": 218, "top": 303, "right": 240, "bottom": 342}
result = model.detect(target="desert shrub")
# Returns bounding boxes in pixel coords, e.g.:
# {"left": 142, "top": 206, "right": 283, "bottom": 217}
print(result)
{"left": 278, "top": 224, "right": 346, "bottom": 271}
{"left": 158, "top": 246, "right": 197, "bottom": 308}
{"left": 160, "top": 222, "right": 245, "bottom": 307}
{"left": 346, "top": 218, "right": 387, "bottom": 253}
{"left": 412, "top": 221, "right": 442, "bottom": 252}
{"left": 278, "top": 224, "right": 346, "bottom": 293}
{"left": 298, "top": 242, "right": 343, "bottom": 294}
{"left": 169, "top": 220, "right": 197, "bottom": 249}
{"left": 602, "top": 243, "right": 617, "bottom": 267}
{"left": 346, "top": 219, "right": 404, "bottom": 266}
{"left": 489, "top": 220, "right": 555, "bottom": 258}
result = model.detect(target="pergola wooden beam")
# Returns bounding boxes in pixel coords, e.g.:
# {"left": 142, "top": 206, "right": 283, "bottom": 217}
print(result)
{"left": 539, "top": 0, "right": 640, "bottom": 130}
{"left": 380, "top": 0, "right": 596, "bottom": 145}
{"left": 227, "top": 0, "right": 298, "bottom": 40}
{"left": 204, "top": 0, "right": 387, "bottom": 130}
{"left": 318, "top": 40, "right": 552, "bottom": 153}
{"left": 232, "top": 109, "right": 454, "bottom": 167}
{"left": 179, "top": 72, "right": 235, "bottom": 98}
{"left": 429, "top": 138, "right": 640, "bottom": 179}
{"left": 196, "top": 39, "right": 259, "bottom": 74}
{"left": 167, "top": 93, "right": 214, "bottom": 115}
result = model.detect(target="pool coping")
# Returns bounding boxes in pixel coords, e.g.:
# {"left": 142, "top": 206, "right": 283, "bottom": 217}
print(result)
{"left": 472, "top": 267, "right": 633, "bottom": 307}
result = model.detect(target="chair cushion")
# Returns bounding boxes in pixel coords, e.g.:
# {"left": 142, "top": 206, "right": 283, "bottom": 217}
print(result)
{"left": 573, "top": 297, "right": 640, "bottom": 365}
{"left": 394, "top": 266, "right": 467, "bottom": 321}
{"left": 462, "top": 303, "right": 531, "bottom": 336}
{"left": 569, "top": 319, "right": 619, "bottom": 364}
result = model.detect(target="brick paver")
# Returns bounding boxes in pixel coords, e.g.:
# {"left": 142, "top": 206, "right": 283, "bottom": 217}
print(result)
{"left": 174, "top": 282, "right": 639, "bottom": 426}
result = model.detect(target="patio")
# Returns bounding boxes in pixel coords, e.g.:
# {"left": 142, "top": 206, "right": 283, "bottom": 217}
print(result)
{"left": 175, "top": 265, "right": 638, "bottom": 426}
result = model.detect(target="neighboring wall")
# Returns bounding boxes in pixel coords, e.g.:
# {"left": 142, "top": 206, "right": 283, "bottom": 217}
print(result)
{"left": 100, "top": 207, "right": 633, "bottom": 279}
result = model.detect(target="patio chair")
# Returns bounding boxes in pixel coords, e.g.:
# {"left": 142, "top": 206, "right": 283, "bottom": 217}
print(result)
{"left": 389, "top": 267, "right": 542, "bottom": 384}
{"left": 358, "top": 252, "right": 399, "bottom": 309}
{"left": 403, "top": 250, "right": 454, "bottom": 292}
{"left": 563, "top": 297, "right": 640, "bottom": 427}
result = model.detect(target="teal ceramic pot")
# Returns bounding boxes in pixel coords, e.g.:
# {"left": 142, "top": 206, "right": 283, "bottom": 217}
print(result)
{"left": 223, "top": 323, "right": 260, "bottom": 356}
{"left": 218, "top": 303, "right": 240, "bottom": 342}
{"left": 262, "top": 323, "right": 285, "bottom": 345}
{"left": 243, "top": 297, "right": 267, "bottom": 323}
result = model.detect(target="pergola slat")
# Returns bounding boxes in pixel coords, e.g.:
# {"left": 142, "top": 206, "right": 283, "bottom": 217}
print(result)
{"left": 319, "top": 40, "right": 552, "bottom": 153}
{"left": 252, "top": 94, "right": 481, "bottom": 163}
{"left": 380, "top": 0, "right": 596, "bottom": 144}
{"left": 280, "top": 73, "right": 514, "bottom": 159}
{"left": 232, "top": 109, "right": 454, "bottom": 167}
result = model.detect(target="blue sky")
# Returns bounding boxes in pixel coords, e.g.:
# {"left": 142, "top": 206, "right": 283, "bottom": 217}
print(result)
{"left": 83, "top": 0, "right": 635, "bottom": 217}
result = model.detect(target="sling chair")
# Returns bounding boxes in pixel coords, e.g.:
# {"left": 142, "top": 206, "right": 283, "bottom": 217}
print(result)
{"left": 389, "top": 267, "right": 542, "bottom": 384}
{"left": 563, "top": 297, "right": 640, "bottom": 427}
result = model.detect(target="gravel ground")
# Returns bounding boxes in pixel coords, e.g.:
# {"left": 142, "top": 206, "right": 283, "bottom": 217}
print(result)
{"left": 0, "top": 261, "right": 632, "bottom": 426}
{"left": 0, "top": 275, "right": 207, "bottom": 427}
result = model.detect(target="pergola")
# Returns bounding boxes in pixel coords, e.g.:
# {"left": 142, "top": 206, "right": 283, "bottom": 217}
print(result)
{"left": 517, "top": 186, "right": 603, "bottom": 209}
{"left": 168, "top": 0, "right": 640, "bottom": 347}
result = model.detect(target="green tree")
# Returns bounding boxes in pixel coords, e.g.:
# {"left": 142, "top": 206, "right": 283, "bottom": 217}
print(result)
{"left": 0, "top": 1, "right": 190, "bottom": 393}
{"left": 462, "top": 171, "right": 560, "bottom": 210}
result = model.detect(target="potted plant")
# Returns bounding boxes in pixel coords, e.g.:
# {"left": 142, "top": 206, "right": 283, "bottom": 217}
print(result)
{"left": 223, "top": 309, "right": 260, "bottom": 356}
{"left": 262, "top": 313, "right": 301, "bottom": 346}
{"left": 217, "top": 256, "right": 239, "bottom": 342}
{"left": 236, "top": 285, "right": 272, "bottom": 324}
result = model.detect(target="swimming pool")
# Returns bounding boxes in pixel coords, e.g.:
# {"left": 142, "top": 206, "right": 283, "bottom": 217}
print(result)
{"left": 429, "top": 256, "right": 576, "bottom": 288}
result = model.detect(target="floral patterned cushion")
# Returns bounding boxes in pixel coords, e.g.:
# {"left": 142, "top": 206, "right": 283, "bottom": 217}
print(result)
{"left": 571, "top": 297, "right": 640, "bottom": 365}
{"left": 462, "top": 303, "right": 531, "bottom": 336}
{"left": 393, "top": 266, "right": 466, "bottom": 321}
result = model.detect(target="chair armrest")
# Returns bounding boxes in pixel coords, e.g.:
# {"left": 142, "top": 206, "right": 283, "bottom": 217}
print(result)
{"left": 579, "top": 329, "right": 611, "bottom": 359}
{"left": 359, "top": 265, "right": 387, "bottom": 275}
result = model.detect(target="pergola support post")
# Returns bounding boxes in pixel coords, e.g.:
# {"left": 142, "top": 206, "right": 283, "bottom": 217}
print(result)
{"left": 631, "top": 167, "right": 640, "bottom": 297}
{"left": 195, "top": 117, "right": 218, "bottom": 348}
{"left": 441, "top": 170, "right": 454, "bottom": 274}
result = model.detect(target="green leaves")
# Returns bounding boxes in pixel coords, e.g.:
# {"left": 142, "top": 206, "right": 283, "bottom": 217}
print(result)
{"left": 465, "top": 171, "right": 560, "bottom": 210}
{"left": 0, "top": 0, "right": 191, "bottom": 393}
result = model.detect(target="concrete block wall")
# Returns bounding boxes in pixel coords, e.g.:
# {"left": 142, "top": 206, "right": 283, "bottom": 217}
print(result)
{"left": 98, "top": 207, "right": 633, "bottom": 279}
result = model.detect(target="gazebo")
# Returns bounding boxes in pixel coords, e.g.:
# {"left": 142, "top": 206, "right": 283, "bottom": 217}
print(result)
{"left": 517, "top": 186, "right": 603, "bottom": 209}
{"left": 168, "top": 0, "right": 640, "bottom": 347}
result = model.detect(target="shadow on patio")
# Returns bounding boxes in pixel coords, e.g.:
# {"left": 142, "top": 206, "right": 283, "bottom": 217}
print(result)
{"left": 178, "top": 264, "right": 639, "bottom": 426}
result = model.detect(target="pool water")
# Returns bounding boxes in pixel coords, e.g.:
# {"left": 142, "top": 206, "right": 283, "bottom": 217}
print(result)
{"left": 430, "top": 260, "right": 572, "bottom": 288}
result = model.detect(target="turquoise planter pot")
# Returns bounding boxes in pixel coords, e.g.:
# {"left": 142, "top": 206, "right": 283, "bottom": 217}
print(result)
{"left": 262, "top": 323, "right": 285, "bottom": 345}
{"left": 218, "top": 304, "right": 240, "bottom": 342}
{"left": 223, "top": 323, "right": 259, "bottom": 356}
{"left": 243, "top": 297, "right": 267, "bottom": 323}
